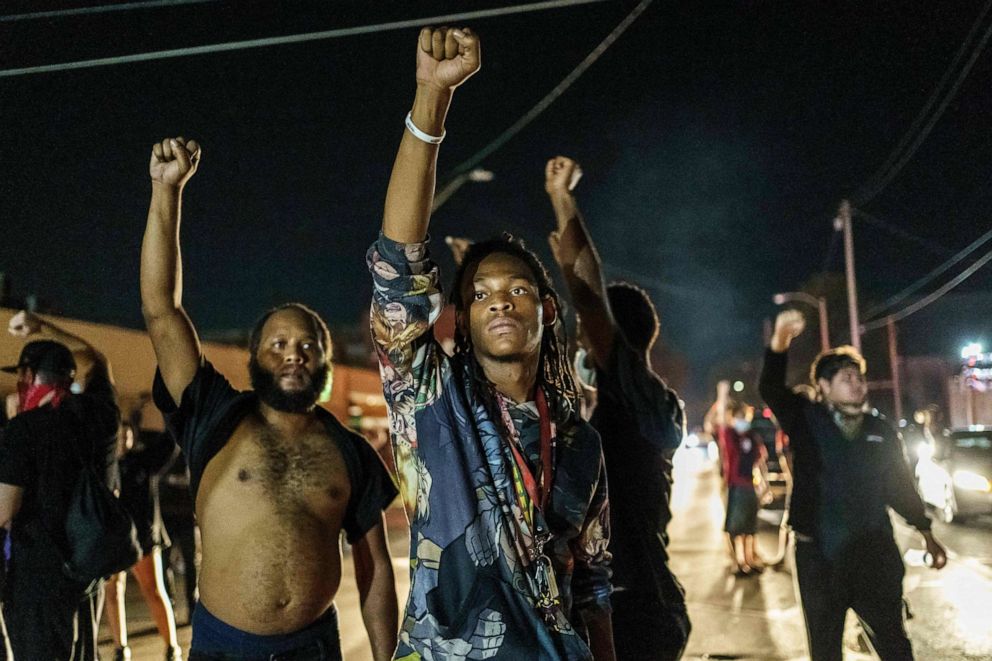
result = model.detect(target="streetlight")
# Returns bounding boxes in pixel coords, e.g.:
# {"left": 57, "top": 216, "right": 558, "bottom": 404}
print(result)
{"left": 432, "top": 168, "right": 494, "bottom": 212}
{"left": 961, "top": 342, "right": 984, "bottom": 360}
{"left": 773, "top": 291, "right": 830, "bottom": 353}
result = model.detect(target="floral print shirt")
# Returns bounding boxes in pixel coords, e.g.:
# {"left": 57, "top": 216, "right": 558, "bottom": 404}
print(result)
{"left": 368, "top": 234, "right": 611, "bottom": 661}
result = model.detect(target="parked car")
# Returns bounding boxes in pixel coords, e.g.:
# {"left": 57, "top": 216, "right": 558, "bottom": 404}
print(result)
{"left": 915, "top": 427, "right": 992, "bottom": 523}
{"left": 750, "top": 410, "right": 790, "bottom": 506}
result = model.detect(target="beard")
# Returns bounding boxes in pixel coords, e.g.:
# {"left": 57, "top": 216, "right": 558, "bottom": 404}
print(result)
{"left": 831, "top": 396, "right": 868, "bottom": 417}
{"left": 249, "top": 357, "right": 329, "bottom": 413}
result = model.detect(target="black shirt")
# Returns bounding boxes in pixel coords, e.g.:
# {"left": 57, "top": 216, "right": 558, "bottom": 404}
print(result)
{"left": 152, "top": 360, "right": 397, "bottom": 543}
{"left": 0, "top": 366, "right": 119, "bottom": 575}
{"left": 589, "top": 339, "right": 686, "bottom": 600}
{"left": 118, "top": 431, "right": 179, "bottom": 551}
{"left": 759, "top": 349, "right": 930, "bottom": 558}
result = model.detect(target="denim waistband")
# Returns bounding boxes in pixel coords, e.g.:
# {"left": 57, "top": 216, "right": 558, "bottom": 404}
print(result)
{"left": 191, "top": 602, "right": 340, "bottom": 658}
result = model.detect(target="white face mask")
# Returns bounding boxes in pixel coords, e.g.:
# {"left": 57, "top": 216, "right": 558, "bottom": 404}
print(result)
{"left": 573, "top": 348, "right": 597, "bottom": 390}
{"left": 733, "top": 419, "right": 751, "bottom": 434}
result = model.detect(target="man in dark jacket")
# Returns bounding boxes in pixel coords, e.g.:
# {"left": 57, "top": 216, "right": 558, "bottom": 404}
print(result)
{"left": 0, "top": 310, "right": 120, "bottom": 659}
{"left": 760, "top": 309, "right": 946, "bottom": 661}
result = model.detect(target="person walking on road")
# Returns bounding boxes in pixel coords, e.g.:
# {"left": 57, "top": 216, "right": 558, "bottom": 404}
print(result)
{"left": 714, "top": 380, "right": 768, "bottom": 576}
{"left": 760, "top": 309, "right": 947, "bottom": 661}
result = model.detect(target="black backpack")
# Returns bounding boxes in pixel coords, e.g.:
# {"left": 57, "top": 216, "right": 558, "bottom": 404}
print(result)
{"left": 60, "top": 408, "right": 142, "bottom": 585}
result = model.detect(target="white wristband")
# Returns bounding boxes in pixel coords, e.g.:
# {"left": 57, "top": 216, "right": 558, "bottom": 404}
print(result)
{"left": 405, "top": 111, "right": 445, "bottom": 145}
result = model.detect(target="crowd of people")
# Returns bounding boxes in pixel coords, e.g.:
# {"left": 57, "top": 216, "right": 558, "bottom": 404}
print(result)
{"left": 0, "top": 25, "right": 948, "bottom": 661}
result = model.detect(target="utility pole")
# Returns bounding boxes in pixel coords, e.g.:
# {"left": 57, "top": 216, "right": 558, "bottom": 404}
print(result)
{"left": 887, "top": 317, "right": 903, "bottom": 421}
{"left": 835, "top": 199, "right": 861, "bottom": 351}
{"left": 816, "top": 296, "right": 830, "bottom": 353}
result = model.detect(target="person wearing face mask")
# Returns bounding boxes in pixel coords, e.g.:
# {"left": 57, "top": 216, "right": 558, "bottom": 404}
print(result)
{"left": 0, "top": 310, "right": 120, "bottom": 659}
{"left": 760, "top": 309, "right": 947, "bottom": 661}
{"left": 714, "top": 381, "right": 768, "bottom": 576}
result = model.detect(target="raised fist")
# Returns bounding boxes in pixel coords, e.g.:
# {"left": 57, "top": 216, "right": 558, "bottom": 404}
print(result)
{"left": 545, "top": 156, "right": 583, "bottom": 197}
{"left": 416, "top": 27, "right": 480, "bottom": 91}
{"left": 8, "top": 310, "right": 42, "bottom": 338}
{"left": 445, "top": 236, "right": 473, "bottom": 266}
{"left": 773, "top": 309, "right": 806, "bottom": 347}
{"left": 149, "top": 137, "right": 200, "bottom": 189}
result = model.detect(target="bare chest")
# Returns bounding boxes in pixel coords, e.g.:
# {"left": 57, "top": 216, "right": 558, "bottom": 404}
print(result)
{"left": 199, "top": 415, "right": 352, "bottom": 518}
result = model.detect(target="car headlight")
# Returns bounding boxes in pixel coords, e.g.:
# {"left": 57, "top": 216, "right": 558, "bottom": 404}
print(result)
{"left": 952, "top": 470, "right": 992, "bottom": 492}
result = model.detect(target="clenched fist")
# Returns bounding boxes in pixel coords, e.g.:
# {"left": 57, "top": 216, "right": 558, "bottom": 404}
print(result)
{"left": 445, "top": 236, "right": 473, "bottom": 266}
{"left": 150, "top": 137, "right": 200, "bottom": 189}
{"left": 8, "top": 310, "right": 42, "bottom": 338}
{"left": 416, "top": 27, "right": 480, "bottom": 91}
{"left": 545, "top": 156, "right": 583, "bottom": 198}
{"left": 771, "top": 309, "right": 806, "bottom": 352}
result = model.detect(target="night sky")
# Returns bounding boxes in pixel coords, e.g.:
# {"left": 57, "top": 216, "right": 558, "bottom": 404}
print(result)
{"left": 2, "top": 0, "right": 992, "bottom": 409}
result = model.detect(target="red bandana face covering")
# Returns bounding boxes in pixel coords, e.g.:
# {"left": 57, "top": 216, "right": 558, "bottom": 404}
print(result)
{"left": 17, "top": 381, "right": 69, "bottom": 413}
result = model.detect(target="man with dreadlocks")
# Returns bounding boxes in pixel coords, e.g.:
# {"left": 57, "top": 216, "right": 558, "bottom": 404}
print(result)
{"left": 542, "top": 156, "right": 689, "bottom": 660}
{"left": 368, "top": 26, "right": 614, "bottom": 661}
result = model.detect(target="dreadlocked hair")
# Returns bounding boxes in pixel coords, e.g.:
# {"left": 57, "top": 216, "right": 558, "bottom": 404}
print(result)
{"left": 449, "top": 234, "right": 579, "bottom": 436}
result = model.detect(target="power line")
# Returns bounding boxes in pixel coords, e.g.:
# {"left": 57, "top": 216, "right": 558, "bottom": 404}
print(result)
{"left": 0, "top": 0, "right": 608, "bottom": 78}
{"left": 448, "top": 0, "right": 655, "bottom": 176}
{"left": 862, "top": 243, "right": 992, "bottom": 331}
{"left": 854, "top": 0, "right": 992, "bottom": 205}
{"left": 863, "top": 224, "right": 992, "bottom": 320}
{"left": 0, "top": 0, "right": 219, "bottom": 22}
{"left": 853, "top": 208, "right": 955, "bottom": 258}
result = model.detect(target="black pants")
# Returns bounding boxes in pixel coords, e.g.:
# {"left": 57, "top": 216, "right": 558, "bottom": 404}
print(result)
{"left": 3, "top": 570, "right": 100, "bottom": 660}
{"left": 164, "top": 520, "right": 199, "bottom": 620}
{"left": 611, "top": 590, "right": 690, "bottom": 661}
{"left": 795, "top": 536, "right": 913, "bottom": 661}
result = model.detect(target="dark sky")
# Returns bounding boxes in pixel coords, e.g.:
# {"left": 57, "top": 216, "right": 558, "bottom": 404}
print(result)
{"left": 2, "top": 0, "right": 992, "bottom": 407}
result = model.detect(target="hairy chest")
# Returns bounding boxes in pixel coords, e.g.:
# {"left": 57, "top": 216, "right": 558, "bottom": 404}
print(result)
{"left": 200, "top": 416, "right": 352, "bottom": 519}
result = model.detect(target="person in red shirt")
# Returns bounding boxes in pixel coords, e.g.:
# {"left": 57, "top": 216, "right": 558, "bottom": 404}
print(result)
{"left": 714, "top": 381, "right": 768, "bottom": 575}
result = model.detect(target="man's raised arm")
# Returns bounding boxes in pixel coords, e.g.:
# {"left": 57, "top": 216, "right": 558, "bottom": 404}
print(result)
{"left": 544, "top": 157, "right": 615, "bottom": 369}
{"left": 759, "top": 309, "right": 807, "bottom": 433}
{"left": 140, "top": 137, "right": 202, "bottom": 404}
{"left": 381, "top": 27, "right": 480, "bottom": 243}
{"left": 8, "top": 310, "right": 111, "bottom": 390}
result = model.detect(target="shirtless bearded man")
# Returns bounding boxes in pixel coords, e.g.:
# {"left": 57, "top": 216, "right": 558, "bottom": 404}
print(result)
{"left": 140, "top": 137, "right": 399, "bottom": 660}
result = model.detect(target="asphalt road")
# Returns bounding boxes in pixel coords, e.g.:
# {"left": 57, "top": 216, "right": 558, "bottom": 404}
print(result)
{"left": 100, "top": 450, "right": 992, "bottom": 660}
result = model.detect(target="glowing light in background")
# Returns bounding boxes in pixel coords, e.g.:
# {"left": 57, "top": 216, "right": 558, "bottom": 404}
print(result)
{"left": 961, "top": 342, "right": 983, "bottom": 359}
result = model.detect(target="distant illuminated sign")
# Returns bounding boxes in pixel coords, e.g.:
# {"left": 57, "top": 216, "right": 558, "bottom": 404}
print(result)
{"left": 962, "top": 351, "right": 992, "bottom": 392}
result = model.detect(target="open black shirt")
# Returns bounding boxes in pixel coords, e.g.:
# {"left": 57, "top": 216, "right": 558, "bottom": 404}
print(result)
{"left": 152, "top": 360, "right": 397, "bottom": 543}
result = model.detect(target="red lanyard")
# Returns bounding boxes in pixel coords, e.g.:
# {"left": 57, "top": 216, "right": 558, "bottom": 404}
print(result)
{"left": 507, "top": 388, "right": 555, "bottom": 512}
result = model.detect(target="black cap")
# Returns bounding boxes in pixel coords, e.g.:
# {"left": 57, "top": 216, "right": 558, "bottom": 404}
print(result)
{"left": 1, "top": 340, "right": 76, "bottom": 378}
